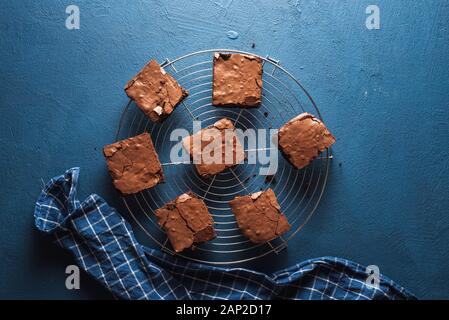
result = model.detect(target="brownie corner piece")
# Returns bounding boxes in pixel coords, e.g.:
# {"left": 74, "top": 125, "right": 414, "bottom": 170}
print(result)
{"left": 103, "top": 132, "right": 163, "bottom": 195}
{"left": 278, "top": 113, "right": 336, "bottom": 169}
{"left": 155, "top": 192, "right": 216, "bottom": 253}
{"left": 124, "top": 59, "right": 188, "bottom": 122}
{"left": 181, "top": 118, "right": 245, "bottom": 177}
{"left": 212, "top": 53, "right": 263, "bottom": 108}
{"left": 229, "top": 188, "right": 290, "bottom": 243}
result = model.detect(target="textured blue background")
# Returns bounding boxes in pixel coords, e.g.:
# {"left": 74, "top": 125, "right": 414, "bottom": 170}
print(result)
{"left": 1, "top": 0, "right": 448, "bottom": 299}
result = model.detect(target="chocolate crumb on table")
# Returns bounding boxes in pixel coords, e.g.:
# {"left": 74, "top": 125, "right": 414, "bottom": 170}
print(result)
{"left": 278, "top": 113, "right": 336, "bottom": 169}
{"left": 103, "top": 132, "right": 164, "bottom": 195}
{"left": 155, "top": 192, "right": 216, "bottom": 253}
{"left": 182, "top": 118, "right": 245, "bottom": 178}
{"left": 125, "top": 59, "right": 188, "bottom": 123}
{"left": 229, "top": 189, "right": 290, "bottom": 243}
{"left": 212, "top": 53, "right": 263, "bottom": 108}
{"left": 264, "top": 175, "right": 276, "bottom": 184}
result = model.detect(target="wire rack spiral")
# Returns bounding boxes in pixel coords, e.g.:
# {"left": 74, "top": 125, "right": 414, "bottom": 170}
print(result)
{"left": 115, "top": 49, "right": 332, "bottom": 265}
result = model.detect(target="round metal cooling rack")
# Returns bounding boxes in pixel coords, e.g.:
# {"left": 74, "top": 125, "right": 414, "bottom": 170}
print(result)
{"left": 115, "top": 49, "right": 332, "bottom": 265}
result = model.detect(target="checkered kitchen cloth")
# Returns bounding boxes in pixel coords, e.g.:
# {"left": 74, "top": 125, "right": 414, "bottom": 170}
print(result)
{"left": 34, "top": 168, "right": 416, "bottom": 300}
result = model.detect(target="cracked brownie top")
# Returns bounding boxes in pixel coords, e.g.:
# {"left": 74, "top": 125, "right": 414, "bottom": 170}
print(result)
{"left": 278, "top": 113, "right": 336, "bottom": 169}
{"left": 125, "top": 60, "right": 188, "bottom": 122}
{"left": 182, "top": 118, "right": 245, "bottom": 177}
{"left": 155, "top": 192, "right": 216, "bottom": 253}
{"left": 103, "top": 132, "right": 163, "bottom": 195}
{"left": 229, "top": 188, "right": 290, "bottom": 244}
{"left": 212, "top": 53, "right": 263, "bottom": 108}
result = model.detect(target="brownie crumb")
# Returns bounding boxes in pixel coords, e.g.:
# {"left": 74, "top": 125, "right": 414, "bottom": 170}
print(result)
{"left": 302, "top": 182, "right": 310, "bottom": 192}
{"left": 264, "top": 175, "right": 276, "bottom": 184}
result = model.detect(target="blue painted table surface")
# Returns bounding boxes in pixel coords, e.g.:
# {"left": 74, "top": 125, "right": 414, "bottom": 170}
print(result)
{"left": 1, "top": 0, "right": 448, "bottom": 299}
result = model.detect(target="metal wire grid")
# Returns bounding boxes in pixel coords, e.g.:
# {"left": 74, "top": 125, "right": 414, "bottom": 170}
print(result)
{"left": 115, "top": 49, "right": 332, "bottom": 265}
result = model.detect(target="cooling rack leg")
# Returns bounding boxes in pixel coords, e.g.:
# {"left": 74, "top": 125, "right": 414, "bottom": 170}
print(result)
{"left": 161, "top": 58, "right": 178, "bottom": 73}
{"left": 261, "top": 55, "right": 269, "bottom": 67}
{"left": 317, "top": 155, "right": 334, "bottom": 160}
{"left": 266, "top": 56, "right": 281, "bottom": 75}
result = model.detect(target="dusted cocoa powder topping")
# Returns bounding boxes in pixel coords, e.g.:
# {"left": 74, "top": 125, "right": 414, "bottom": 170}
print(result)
{"left": 278, "top": 113, "right": 336, "bottom": 169}
{"left": 125, "top": 60, "right": 188, "bottom": 122}
{"left": 229, "top": 189, "right": 290, "bottom": 243}
{"left": 212, "top": 53, "right": 263, "bottom": 108}
{"left": 182, "top": 118, "right": 245, "bottom": 177}
{"left": 103, "top": 132, "right": 163, "bottom": 195}
{"left": 155, "top": 192, "right": 216, "bottom": 253}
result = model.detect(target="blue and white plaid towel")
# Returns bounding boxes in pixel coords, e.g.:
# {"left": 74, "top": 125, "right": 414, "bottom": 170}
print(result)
{"left": 34, "top": 168, "right": 416, "bottom": 300}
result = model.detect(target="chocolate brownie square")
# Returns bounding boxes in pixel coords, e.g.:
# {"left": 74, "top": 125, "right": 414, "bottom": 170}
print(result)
{"left": 182, "top": 118, "right": 245, "bottom": 177}
{"left": 229, "top": 189, "right": 290, "bottom": 243}
{"left": 103, "top": 132, "right": 163, "bottom": 195}
{"left": 155, "top": 192, "right": 216, "bottom": 253}
{"left": 278, "top": 113, "right": 336, "bottom": 169}
{"left": 125, "top": 60, "right": 188, "bottom": 122}
{"left": 212, "top": 53, "right": 263, "bottom": 107}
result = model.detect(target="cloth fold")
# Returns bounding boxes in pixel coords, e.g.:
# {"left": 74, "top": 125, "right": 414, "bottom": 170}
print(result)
{"left": 34, "top": 168, "right": 416, "bottom": 300}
